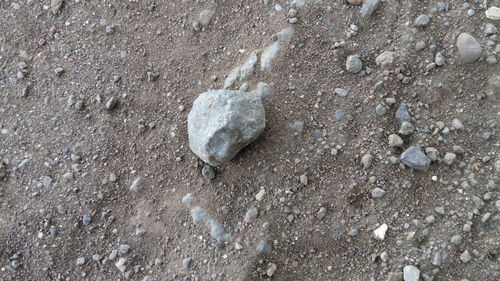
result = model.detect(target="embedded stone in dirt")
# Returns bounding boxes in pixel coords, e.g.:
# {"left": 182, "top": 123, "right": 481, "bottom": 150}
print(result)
{"left": 485, "top": 6, "right": 500, "bottom": 20}
{"left": 401, "top": 146, "right": 431, "bottom": 171}
{"left": 346, "top": 55, "right": 363, "bottom": 73}
{"left": 403, "top": 265, "right": 420, "bottom": 281}
{"left": 456, "top": 33, "right": 482, "bottom": 63}
{"left": 188, "top": 90, "right": 266, "bottom": 167}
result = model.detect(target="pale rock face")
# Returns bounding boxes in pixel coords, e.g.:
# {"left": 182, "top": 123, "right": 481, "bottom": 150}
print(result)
{"left": 188, "top": 90, "right": 266, "bottom": 166}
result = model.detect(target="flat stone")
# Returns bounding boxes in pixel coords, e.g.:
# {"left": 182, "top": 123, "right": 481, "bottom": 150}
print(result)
{"left": 360, "top": 0, "right": 381, "bottom": 20}
{"left": 373, "top": 223, "right": 388, "bottom": 240}
{"left": 485, "top": 6, "right": 500, "bottom": 20}
{"left": 346, "top": 55, "right": 363, "bottom": 73}
{"left": 388, "top": 134, "right": 403, "bottom": 147}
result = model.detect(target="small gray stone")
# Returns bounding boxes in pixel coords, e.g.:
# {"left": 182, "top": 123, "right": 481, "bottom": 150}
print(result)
{"left": 129, "top": 177, "right": 143, "bottom": 192}
{"left": 444, "top": 152, "right": 457, "bottom": 165}
{"left": 348, "top": 229, "right": 359, "bottom": 236}
{"left": 451, "top": 118, "right": 464, "bottom": 130}
{"left": 92, "top": 254, "right": 102, "bottom": 262}
{"left": 401, "top": 146, "right": 431, "bottom": 171}
{"left": 425, "top": 147, "right": 439, "bottom": 161}
{"left": 109, "top": 250, "right": 118, "bottom": 261}
{"left": 399, "top": 121, "right": 414, "bottom": 135}
{"left": 182, "top": 193, "right": 194, "bottom": 207}
{"left": 256, "top": 240, "right": 271, "bottom": 254}
{"left": 360, "top": 0, "right": 381, "bottom": 20}
{"left": 335, "top": 109, "right": 345, "bottom": 120}
{"left": 261, "top": 41, "right": 280, "bottom": 71}
{"left": 82, "top": 214, "right": 91, "bottom": 226}
{"left": 414, "top": 14, "right": 430, "bottom": 27}
{"left": 432, "top": 252, "right": 442, "bottom": 266}
{"left": 361, "top": 153, "right": 373, "bottom": 169}
{"left": 334, "top": 88, "right": 348, "bottom": 97}
{"left": 484, "top": 23, "right": 497, "bottom": 35}
{"left": 395, "top": 104, "right": 412, "bottom": 121}
{"left": 199, "top": 10, "right": 214, "bottom": 26}
{"left": 346, "top": 55, "right": 363, "bottom": 73}
{"left": 119, "top": 244, "right": 130, "bottom": 255}
{"left": 403, "top": 265, "right": 420, "bottom": 281}
{"left": 105, "top": 97, "right": 119, "bottom": 110}
{"left": 105, "top": 25, "right": 115, "bottom": 34}
{"left": 371, "top": 188, "right": 386, "bottom": 198}
{"left": 389, "top": 156, "right": 400, "bottom": 164}
{"left": 450, "top": 234, "right": 462, "bottom": 245}
{"left": 460, "top": 250, "right": 472, "bottom": 263}
{"left": 201, "top": 165, "right": 216, "bottom": 180}
{"left": 388, "top": 134, "right": 403, "bottom": 147}
{"left": 76, "top": 257, "right": 86, "bottom": 266}
{"left": 182, "top": 257, "right": 192, "bottom": 269}
{"left": 375, "top": 104, "right": 387, "bottom": 116}
{"left": 435, "top": 52, "right": 445, "bottom": 66}
{"left": 456, "top": 33, "right": 482, "bottom": 63}
{"left": 244, "top": 206, "right": 258, "bottom": 223}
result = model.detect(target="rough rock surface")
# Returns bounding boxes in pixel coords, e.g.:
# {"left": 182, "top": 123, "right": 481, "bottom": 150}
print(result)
{"left": 401, "top": 146, "right": 431, "bottom": 171}
{"left": 188, "top": 90, "right": 266, "bottom": 166}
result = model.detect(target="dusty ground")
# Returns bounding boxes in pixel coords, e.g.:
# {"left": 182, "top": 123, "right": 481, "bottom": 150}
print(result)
{"left": 0, "top": 0, "right": 499, "bottom": 280}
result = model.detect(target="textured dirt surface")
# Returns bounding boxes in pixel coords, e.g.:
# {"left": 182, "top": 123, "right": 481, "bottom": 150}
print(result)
{"left": 0, "top": 0, "right": 499, "bottom": 281}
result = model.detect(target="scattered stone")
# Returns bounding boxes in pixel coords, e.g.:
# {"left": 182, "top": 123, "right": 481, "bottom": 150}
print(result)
{"left": 252, "top": 82, "right": 271, "bottom": 99}
{"left": 51, "top": 0, "right": 63, "bottom": 14}
{"left": 450, "top": 234, "right": 462, "bottom": 245}
{"left": 388, "top": 134, "right": 403, "bottom": 147}
{"left": 414, "top": 14, "right": 430, "bottom": 27}
{"left": 76, "top": 257, "right": 85, "bottom": 266}
{"left": 266, "top": 263, "right": 277, "bottom": 277}
{"left": 395, "top": 104, "right": 412, "bottom": 121}
{"left": 347, "top": 0, "right": 363, "bottom": 5}
{"left": 199, "top": 10, "right": 214, "bottom": 26}
{"left": 375, "top": 51, "right": 394, "bottom": 68}
{"left": 348, "top": 229, "right": 359, "bottom": 237}
{"left": 361, "top": 153, "right": 373, "bottom": 169}
{"left": 109, "top": 250, "right": 119, "bottom": 261}
{"left": 115, "top": 257, "right": 127, "bottom": 273}
{"left": 182, "top": 257, "right": 192, "bottom": 269}
{"left": 188, "top": 90, "right": 266, "bottom": 166}
{"left": 444, "top": 152, "right": 457, "bottom": 165}
{"left": 373, "top": 223, "right": 388, "bottom": 240}
{"left": 244, "top": 206, "right": 258, "bottom": 223}
{"left": 403, "top": 265, "right": 420, "bottom": 281}
{"left": 346, "top": 55, "right": 363, "bottom": 73}
{"left": 432, "top": 252, "right": 442, "bottom": 266}
{"left": 360, "top": 0, "right": 381, "bottom": 20}
{"left": 435, "top": 52, "right": 445, "bottom": 66}
{"left": 129, "top": 177, "right": 143, "bottom": 192}
{"left": 82, "top": 214, "right": 91, "bottom": 226}
{"left": 334, "top": 88, "right": 349, "bottom": 97}
{"left": 425, "top": 147, "right": 439, "bottom": 161}
{"left": 92, "top": 254, "right": 102, "bottom": 262}
{"left": 147, "top": 72, "right": 159, "bottom": 82}
{"left": 261, "top": 41, "right": 280, "bottom": 71}
{"left": 426, "top": 215, "right": 436, "bottom": 224}
{"left": 484, "top": 23, "right": 497, "bottom": 35}
{"left": 105, "top": 97, "right": 119, "bottom": 110}
{"left": 119, "top": 244, "right": 130, "bottom": 255}
{"left": 201, "top": 165, "right": 216, "bottom": 180}
{"left": 451, "top": 118, "right": 464, "bottom": 130}
{"left": 485, "top": 6, "right": 500, "bottom": 20}
{"left": 399, "top": 121, "right": 414, "bottom": 135}
{"left": 456, "top": 33, "right": 482, "bottom": 63}
{"left": 317, "top": 207, "right": 327, "bottom": 219}
{"left": 401, "top": 146, "right": 431, "bottom": 171}
{"left": 105, "top": 25, "right": 115, "bottom": 34}
{"left": 54, "top": 67, "right": 65, "bottom": 76}
{"left": 299, "top": 174, "right": 308, "bottom": 185}
{"left": 224, "top": 66, "right": 240, "bottom": 89}
{"left": 256, "top": 240, "right": 271, "bottom": 254}
{"left": 182, "top": 193, "right": 194, "bottom": 207}
{"left": 255, "top": 189, "right": 266, "bottom": 201}
{"left": 460, "top": 250, "right": 472, "bottom": 263}
{"left": 371, "top": 188, "right": 386, "bottom": 198}
{"left": 239, "top": 52, "right": 258, "bottom": 80}
{"left": 375, "top": 104, "right": 387, "bottom": 116}
{"left": 75, "top": 100, "right": 84, "bottom": 110}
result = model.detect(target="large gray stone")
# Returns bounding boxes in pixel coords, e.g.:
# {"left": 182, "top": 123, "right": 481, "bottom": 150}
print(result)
{"left": 456, "top": 33, "right": 482, "bottom": 63}
{"left": 401, "top": 146, "right": 431, "bottom": 171}
{"left": 188, "top": 90, "right": 266, "bottom": 166}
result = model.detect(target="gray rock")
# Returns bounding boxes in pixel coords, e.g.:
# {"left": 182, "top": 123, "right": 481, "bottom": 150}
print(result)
{"left": 395, "top": 104, "right": 412, "bottom": 121}
{"left": 389, "top": 156, "right": 400, "bottom": 164}
{"left": 244, "top": 206, "right": 258, "bottom": 223}
{"left": 371, "top": 188, "right": 386, "bottom": 198}
{"left": 460, "top": 250, "right": 472, "bottom": 263}
{"left": 375, "top": 104, "right": 387, "bottom": 116}
{"left": 182, "top": 193, "right": 194, "bottom": 207}
{"left": 346, "top": 55, "right": 363, "bottom": 73}
{"left": 348, "top": 229, "right": 359, "bottom": 236}
{"left": 432, "top": 252, "right": 442, "bottom": 266}
{"left": 202, "top": 165, "right": 216, "bottom": 180}
{"left": 109, "top": 250, "right": 118, "bottom": 261}
{"left": 129, "top": 177, "right": 143, "bottom": 192}
{"left": 182, "top": 257, "right": 192, "bottom": 269}
{"left": 199, "top": 10, "right": 214, "bottom": 26}
{"left": 51, "top": 0, "right": 63, "bottom": 14}
{"left": 224, "top": 66, "right": 240, "bottom": 89}
{"left": 444, "top": 152, "right": 456, "bottom": 165}
{"left": 425, "top": 147, "right": 439, "bottom": 161}
{"left": 119, "top": 244, "right": 130, "bottom": 255}
{"left": 403, "top": 265, "right": 420, "bottom": 281}
{"left": 484, "top": 23, "right": 497, "bottom": 35}
{"left": 76, "top": 257, "right": 86, "bottom": 266}
{"left": 401, "top": 146, "right": 431, "bottom": 171}
{"left": 451, "top": 118, "right": 464, "bottom": 130}
{"left": 456, "top": 33, "right": 482, "bottom": 63}
{"left": 82, "top": 214, "right": 91, "bottom": 226}
{"left": 261, "top": 41, "right": 280, "bottom": 71}
{"left": 335, "top": 109, "right": 345, "bottom": 120}
{"left": 399, "top": 121, "right": 414, "bottom": 135}
{"left": 375, "top": 51, "right": 394, "bottom": 68}
{"left": 105, "top": 97, "right": 119, "bottom": 110}
{"left": 414, "top": 14, "right": 430, "bottom": 27}
{"left": 256, "top": 240, "right": 271, "bottom": 254}
{"left": 252, "top": 82, "right": 272, "bottom": 99}
{"left": 361, "top": 153, "right": 373, "bottom": 169}
{"left": 240, "top": 52, "right": 258, "bottom": 80}
{"left": 388, "top": 134, "right": 403, "bottom": 147}
{"left": 191, "top": 207, "right": 209, "bottom": 224}
{"left": 334, "top": 88, "right": 348, "bottom": 97}
{"left": 188, "top": 90, "right": 266, "bottom": 166}
{"left": 360, "top": 0, "right": 381, "bottom": 20}
{"left": 450, "top": 234, "right": 462, "bottom": 245}
{"left": 92, "top": 254, "right": 102, "bottom": 262}
{"left": 435, "top": 52, "right": 445, "bottom": 66}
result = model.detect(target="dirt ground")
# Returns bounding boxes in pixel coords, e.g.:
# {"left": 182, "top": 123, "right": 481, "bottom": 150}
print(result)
{"left": 0, "top": 0, "right": 499, "bottom": 280}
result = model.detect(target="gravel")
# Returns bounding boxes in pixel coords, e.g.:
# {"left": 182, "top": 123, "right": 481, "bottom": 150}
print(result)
{"left": 444, "top": 152, "right": 457, "bottom": 165}
{"left": 373, "top": 223, "right": 388, "bottom": 241}
{"left": 403, "top": 265, "right": 420, "bottom": 281}
{"left": 361, "top": 153, "right": 373, "bottom": 169}
{"left": 456, "top": 33, "right": 482, "bottom": 63}
{"left": 414, "top": 14, "right": 430, "bottom": 27}
{"left": 395, "top": 104, "right": 412, "bottom": 121}
{"left": 399, "top": 121, "right": 414, "bottom": 135}
{"left": 388, "top": 134, "right": 403, "bottom": 147}
{"left": 371, "top": 188, "right": 386, "bottom": 198}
